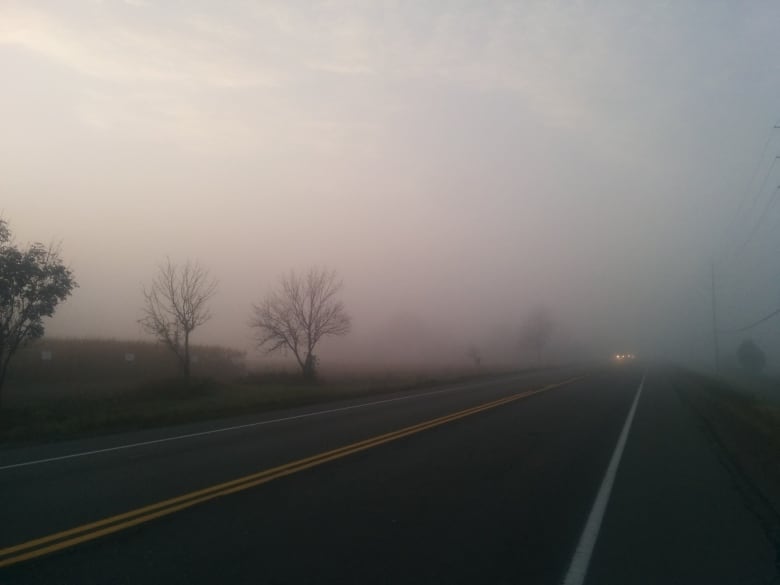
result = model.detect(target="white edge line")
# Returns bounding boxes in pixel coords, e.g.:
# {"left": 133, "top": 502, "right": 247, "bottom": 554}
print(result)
{"left": 561, "top": 372, "right": 646, "bottom": 585}
{"left": 0, "top": 375, "right": 532, "bottom": 472}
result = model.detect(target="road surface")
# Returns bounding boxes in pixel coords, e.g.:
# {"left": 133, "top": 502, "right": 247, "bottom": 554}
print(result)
{"left": 0, "top": 365, "right": 777, "bottom": 584}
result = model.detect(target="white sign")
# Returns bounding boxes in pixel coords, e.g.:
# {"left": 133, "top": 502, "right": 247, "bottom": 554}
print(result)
{"left": 41, "top": 351, "right": 52, "bottom": 361}
{"left": 125, "top": 353, "right": 135, "bottom": 362}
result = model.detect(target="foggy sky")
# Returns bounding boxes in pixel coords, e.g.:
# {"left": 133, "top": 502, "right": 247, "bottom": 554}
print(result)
{"left": 2, "top": 1, "right": 780, "bottom": 369}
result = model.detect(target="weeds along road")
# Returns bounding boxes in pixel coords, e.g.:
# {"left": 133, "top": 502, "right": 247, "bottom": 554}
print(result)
{"left": 0, "top": 365, "right": 776, "bottom": 584}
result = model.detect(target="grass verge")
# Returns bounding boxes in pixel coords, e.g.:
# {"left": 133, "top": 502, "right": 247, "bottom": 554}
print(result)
{"left": 0, "top": 370, "right": 520, "bottom": 445}
{"left": 673, "top": 368, "right": 780, "bottom": 534}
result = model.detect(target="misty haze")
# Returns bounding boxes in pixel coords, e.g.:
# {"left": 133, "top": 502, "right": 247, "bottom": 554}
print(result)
{"left": 1, "top": 2, "right": 780, "bottom": 583}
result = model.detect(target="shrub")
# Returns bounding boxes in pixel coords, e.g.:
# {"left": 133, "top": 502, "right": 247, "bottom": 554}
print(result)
{"left": 736, "top": 339, "right": 766, "bottom": 374}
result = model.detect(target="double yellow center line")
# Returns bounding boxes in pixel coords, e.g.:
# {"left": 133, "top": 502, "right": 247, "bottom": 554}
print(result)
{"left": 0, "top": 377, "right": 581, "bottom": 568}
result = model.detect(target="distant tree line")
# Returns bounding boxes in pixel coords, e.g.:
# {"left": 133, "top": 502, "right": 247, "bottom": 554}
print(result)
{"left": 6, "top": 338, "right": 245, "bottom": 385}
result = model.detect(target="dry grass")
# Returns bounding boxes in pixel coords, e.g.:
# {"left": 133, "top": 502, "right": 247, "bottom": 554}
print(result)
{"left": 676, "top": 368, "right": 780, "bottom": 520}
{"left": 703, "top": 375, "right": 780, "bottom": 441}
{"left": 0, "top": 337, "right": 530, "bottom": 444}
{"left": 0, "top": 362, "right": 516, "bottom": 443}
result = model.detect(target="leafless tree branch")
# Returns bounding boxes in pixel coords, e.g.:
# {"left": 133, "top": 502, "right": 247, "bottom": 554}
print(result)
{"left": 139, "top": 258, "right": 217, "bottom": 381}
{"left": 250, "top": 267, "right": 351, "bottom": 379}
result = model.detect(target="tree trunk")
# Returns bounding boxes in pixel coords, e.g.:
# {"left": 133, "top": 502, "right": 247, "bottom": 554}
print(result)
{"left": 0, "top": 347, "right": 19, "bottom": 410}
{"left": 0, "top": 360, "right": 7, "bottom": 409}
{"left": 292, "top": 351, "right": 306, "bottom": 378}
{"left": 302, "top": 353, "right": 316, "bottom": 382}
{"left": 183, "top": 330, "right": 191, "bottom": 385}
{"left": 0, "top": 347, "right": 15, "bottom": 408}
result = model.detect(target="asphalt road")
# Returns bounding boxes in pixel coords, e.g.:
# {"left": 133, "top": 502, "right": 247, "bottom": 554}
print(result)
{"left": 0, "top": 365, "right": 777, "bottom": 584}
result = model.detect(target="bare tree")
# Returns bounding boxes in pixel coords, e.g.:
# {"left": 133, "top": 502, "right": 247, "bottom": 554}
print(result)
{"left": 466, "top": 344, "right": 482, "bottom": 368}
{"left": 140, "top": 259, "right": 217, "bottom": 383}
{"left": 250, "top": 268, "right": 351, "bottom": 380}
{"left": 0, "top": 219, "right": 77, "bottom": 404}
{"left": 521, "top": 306, "right": 553, "bottom": 366}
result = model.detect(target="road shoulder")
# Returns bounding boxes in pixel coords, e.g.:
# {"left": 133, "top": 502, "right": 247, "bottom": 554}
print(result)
{"left": 586, "top": 368, "right": 777, "bottom": 584}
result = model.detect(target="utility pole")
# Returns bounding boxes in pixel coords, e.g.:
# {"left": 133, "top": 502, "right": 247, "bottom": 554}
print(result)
{"left": 711, "top": 262, "right": 720, "bottom": 371}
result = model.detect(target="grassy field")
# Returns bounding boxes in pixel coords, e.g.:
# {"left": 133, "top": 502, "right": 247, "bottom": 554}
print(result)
{"left": 5, "top": 338, "right": 245, "bottom": 392}
{"left": 0, "top": 337, "right": 525, "bottom": 444}
{"left": 0, "top": 367, "right": 512, "bottom": 444}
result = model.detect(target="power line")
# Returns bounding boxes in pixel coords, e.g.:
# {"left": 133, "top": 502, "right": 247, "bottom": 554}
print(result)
{"left": 724, "top": 125, "right": 779, "bottom": 232}
{"left": 735, "top": 165, "right": 780, "bottom": 249}
{"left": 724, "top": 262, "right": 780, "bottom": 312}
{"left": 719, "top": 183, "right": 780, "bottom": 305}
{"left": 709, "top": 118, "right": 780, "bottom": 344}
{"left": 716, "top": 121, "right": 780, "bottom": 264}
{"left": 718, "top": 306, "right": 780, "bottom": 334}
{"left": 743, "top": 126, "right": 780, "bottom": 218}
{"left": 721, "top": 158, "right": 780, "bottom": 266}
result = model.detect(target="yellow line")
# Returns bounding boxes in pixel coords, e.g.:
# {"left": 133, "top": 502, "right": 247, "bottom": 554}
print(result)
{"left": 0, "top": 376, "right": 582, "bottom": 568}
{"left": 0, "top": 389, "right": 534, "bottom": 557}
